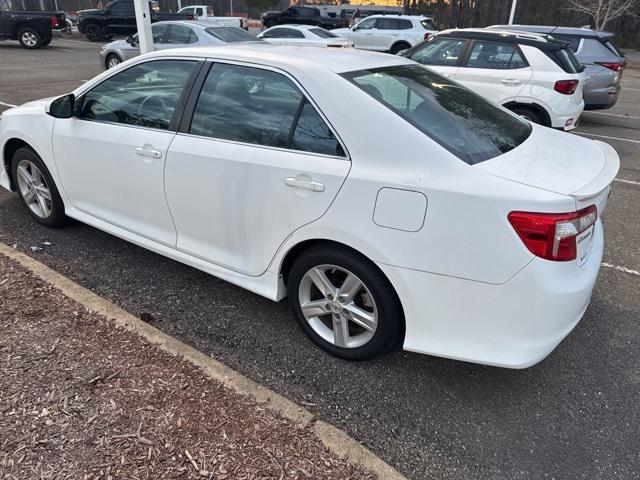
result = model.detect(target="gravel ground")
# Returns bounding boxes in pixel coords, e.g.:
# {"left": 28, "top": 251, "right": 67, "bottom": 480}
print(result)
{"left": 0, "top": 253, "right": 376, "bottom": 480}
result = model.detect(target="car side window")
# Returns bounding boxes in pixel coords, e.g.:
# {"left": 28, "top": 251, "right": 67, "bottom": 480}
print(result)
{"left": 288, "top": 29, "right": 305, "bottom": 38}
{"left": 376, "top": 18, "right": 397, "bottom": 30}
{"left": 77, "top": 60, "right": 197, "bottom": 130}
{"left": 109, "top": 0, "right": 133, "bottom": 15}
{"left": 397, "top": 19, "right": 413, "bottom": 30}
{"left": 190, "top": 63, "right": 342, "bottom": 156}
{"left": 465, "top": 42, "right": 527, "bottom": 69}
{"left": 410, "top": 38, "right": 467, "bottom": 66}
{"left": 356, "top": 17, "right": 376, "bottom": 30}
{"left": 552, "top": 34, "right": 581, "bottom": 53}
{"left": 165, "top": 25, "right": 197, "bottom": 44}
{"left": 151, "top": 23, "right": 168, "bottom": 43}
{"left": 195, "top": 7, "right": 203, "bottom": 16}
{"left": 180, "top": 7, "right": 194, "bottom": 14}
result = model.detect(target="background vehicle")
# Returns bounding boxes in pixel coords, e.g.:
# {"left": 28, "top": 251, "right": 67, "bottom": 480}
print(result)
{"left": 402, "top": 29, "right": 585, "bottom": 130}
{"left": 257, "top": 24, "right": 352, "bottom": 48}
{"left": 488, "top": 25, "right": 626, "bottom": 110}
{"left": 100, "top": 22, "right": 259, "bottom": 69}
{"left": 78, "top": 0, "right": 194, "bottom": 41}
{"left": 332, "top": 15, "right": 437, "bottom": 54}
{"left": 0, "top": 0, "right": 65, "bottom": 48}
{"left": 177, "top": 5, "right": 247, "bottom": 30}
{"left": 262, "top": 6, "right": 346, "bottom": 30}
{"left": 64, "top": 11, "right": 79, "bottom": 33}
{"left": 0, "top": 45, "right": 618, "bottom": 368}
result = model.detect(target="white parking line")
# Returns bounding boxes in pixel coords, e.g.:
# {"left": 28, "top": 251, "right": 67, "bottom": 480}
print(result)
{"left": 574, "top": 132, "right": 640, "bottom": 144}
{"left": 586, "top": 111, "right": 640, "bottom": 120}
{"left": 614, "top": 178, "right": 640, "bottom": 186}
{"left": 624, "top": 87, "right": 640, "bottom": 92}
{"left": 602, "top": 262, "right": 640, "bottom": 277}
{"left": 0, "top": 101, "right": 17, "bottom": 108}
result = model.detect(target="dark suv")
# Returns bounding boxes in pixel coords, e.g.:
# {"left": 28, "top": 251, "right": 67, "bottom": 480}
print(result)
{"left": 488, "top": 25, "right": 626, "bottom": 110}
{"left": 262, "top": 6, "right": 345, "bottom": 30}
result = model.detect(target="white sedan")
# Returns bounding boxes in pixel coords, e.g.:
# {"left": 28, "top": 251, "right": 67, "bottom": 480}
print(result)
{"left": 0, "top": 44, "right": 619, "bottom": 368}
{"left": 257, "top": 24, "right": 352, "bottom": 48}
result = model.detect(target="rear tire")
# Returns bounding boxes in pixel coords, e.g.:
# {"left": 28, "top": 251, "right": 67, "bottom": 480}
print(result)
{"left": 288, "top": 245, "right": 403, "bottom": 360}
{"left": 11, "top": 147, "right": 68, "bottom": 228}
{"left": 18, "top": 28, "right": 43, "bottom": 49}
{"left": 509, "top": 106, "right": 543, "bottom": 125}
{"left": 389, "top": 42, "right": 411, "bottom": 55}
{"left": 84, "top": 23, "right": 105, "bottom": 41}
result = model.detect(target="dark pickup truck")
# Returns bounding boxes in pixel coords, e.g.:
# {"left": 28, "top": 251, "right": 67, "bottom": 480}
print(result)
{"left": 78, "top": 0, "right": 194, "bottom": 41}
{"left": 0, "top": 0, "right": 65, "bottom": 48}
{"left": 262, "top": 6, "right": 346, "bottom": 30}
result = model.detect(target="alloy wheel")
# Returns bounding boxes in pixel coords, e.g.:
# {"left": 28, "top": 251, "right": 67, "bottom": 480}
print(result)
{"left": 21, "top": 31, "right": 38, "bottom": 47}
{"left": 107, "top": 56, "right": 121, "bottom": 69}
{"left": 15, "top": 159, "right": 53, "bottom": 219}
{"left": 298, "top": 264, "right": 378, "bottom": 349}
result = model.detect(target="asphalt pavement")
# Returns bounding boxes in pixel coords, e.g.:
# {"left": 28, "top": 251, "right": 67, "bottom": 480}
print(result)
{"left": 1, "top": 36, "right": 639, "bottom": 479}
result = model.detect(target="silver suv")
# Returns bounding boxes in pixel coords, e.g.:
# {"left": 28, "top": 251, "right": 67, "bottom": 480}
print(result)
{"left": 488, "top": 25, "right": 626, "bottom": 110}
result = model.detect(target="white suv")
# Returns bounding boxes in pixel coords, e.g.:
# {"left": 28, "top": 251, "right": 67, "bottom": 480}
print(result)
{"left": 332, "top": 15, "right": 437, "bottom": 54}
{"left": 402, "top": 29, "right": 586, "bottom": 130}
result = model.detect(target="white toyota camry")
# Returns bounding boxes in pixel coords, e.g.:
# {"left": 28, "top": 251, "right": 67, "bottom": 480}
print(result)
{"left": 0, "top": 44, "right": 619, "bottom": 368}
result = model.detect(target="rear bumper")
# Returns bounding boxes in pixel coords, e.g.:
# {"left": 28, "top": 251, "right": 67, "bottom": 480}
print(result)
{"left": 584, "top": 85, "right": 620, "bottom": 110}
{"left": 379, "top": 220, "right": 604, "bottom": 368}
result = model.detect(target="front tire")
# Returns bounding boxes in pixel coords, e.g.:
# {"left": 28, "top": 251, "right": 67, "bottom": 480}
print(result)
{"left": 11, "top": 147, "right": 68, "bottom": 228}
{"left": 288, "top": 245, "right": 403, "bottom": 360}
{"left": 84, "top": 23, "right": 105, "bottom": 41}
{"left": 106, "top": 53, "right": 122, "bottom": 69}
{"left": 18, "top": 28, "right": 43, "bottom": 48}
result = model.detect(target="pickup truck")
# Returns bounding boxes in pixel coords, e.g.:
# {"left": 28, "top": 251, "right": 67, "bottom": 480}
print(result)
{"left": 262, "top": 6, "right": 346, "bottom": 30}
{"left": 176, "top": 5, "right": 247, "bottom": 30}
{"left": 78, "top": 0, "right": 194, "bottom": 41}
{"left": 0, "top": 0, "right": 65, "bottom": 48}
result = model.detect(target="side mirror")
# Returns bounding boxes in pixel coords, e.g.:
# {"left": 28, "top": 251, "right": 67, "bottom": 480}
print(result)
{"left": 46, "top": 94, "right": 75, "bottom": 119}
{"left": 126, "top": 35, "right": 136, "bottom": 46}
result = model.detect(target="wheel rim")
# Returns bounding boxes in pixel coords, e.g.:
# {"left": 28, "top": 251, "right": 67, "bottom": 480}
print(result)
{"left": 298, "top": 264, "right": 378, "bottom": 349}
{"left": 22, "top": 32, "right": 37, "bottom": 47}
{"left": 107, "top": 56, "right": 121, "bottom": 69}
{"left": 15, "top": 160, "right": 52, "bottom": 219}
{"left": 87, "top": 26, "right": 99, "bottom": 40}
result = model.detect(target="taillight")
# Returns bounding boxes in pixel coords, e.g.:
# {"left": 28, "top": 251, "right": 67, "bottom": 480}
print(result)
{"left": 51, "top": 16, "right": 60, "bottom": 29}
{"left": 554, "top": 79, "right": 579, "bottom": 95}
{"left": 508, "top": 205, "right": 597, "bottom": 262}
{"left": 424, "top": 32, "right": 430, "bottom": 40}
{"left": 595, "top": 61, "right": 626, "bottom": 71}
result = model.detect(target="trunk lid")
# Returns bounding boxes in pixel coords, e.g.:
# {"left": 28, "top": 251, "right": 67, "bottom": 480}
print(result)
{"left": 476, "top": 124, "right": 620, "bottom": 205}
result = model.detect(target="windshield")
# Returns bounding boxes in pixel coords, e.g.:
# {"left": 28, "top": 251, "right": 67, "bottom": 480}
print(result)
{"left": 342, "top": 65, "right": 532, "bottom": 165}
{"left": 310, "top": 28, "right": 337, "bottom": 39}
{"left": 205, "top": 27, "right": 257, "bottom": 42}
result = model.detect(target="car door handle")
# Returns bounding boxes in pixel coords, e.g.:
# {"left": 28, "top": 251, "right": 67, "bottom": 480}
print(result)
{"left": 135, "top": 147, "right": 162, "bottom": 159}
{"left": 284, "top": 177, "right": 325, "bottom": 192}
{"left": 502, "top": 78, "right": 521, "bottom": 84}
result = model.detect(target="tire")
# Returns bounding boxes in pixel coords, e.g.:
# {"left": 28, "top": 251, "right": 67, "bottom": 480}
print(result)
{"left": 389, "top": 42, "right": 411, "bottom": 55}
{"left": 17, "top": 27, "right": 42, "bottom": 49}
{"left": 509, "top": 106, "right": 543, "bottom": 125}
{"left": 105, "top": 53, "right": 122, "bottom": 69}
{"left": 11, "top": 147, "right": 68, "bottom": 228}
{"left": 84, "top": 23, "right": 105, "bottom": 41}
{"left": 288, "top": 245, "right": 403, "bottom": 360}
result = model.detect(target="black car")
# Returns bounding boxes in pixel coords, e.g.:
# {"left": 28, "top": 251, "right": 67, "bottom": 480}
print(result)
{"left": 262, "top": 6, "right": 345, "bottom": 30}
{"left": 78, "top": 0, "right": 194, "bottom": 41}
{"left": 0, "top": 0, "right": 65, "bottom": 48}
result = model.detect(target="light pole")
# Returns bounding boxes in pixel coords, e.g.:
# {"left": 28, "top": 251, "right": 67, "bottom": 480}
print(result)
{"left": 508, "top": 0, "right": 517, "bottom": 25}
{"left": 133, "top": 0, "right": 154, "bottom": 54}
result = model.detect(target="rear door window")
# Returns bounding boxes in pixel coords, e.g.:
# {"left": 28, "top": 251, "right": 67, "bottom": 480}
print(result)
{"left": 165, "top": 25, "right": 197, "bottom": 44}
{"left": 465, "top": 41, "right": 528, "bottom": 69}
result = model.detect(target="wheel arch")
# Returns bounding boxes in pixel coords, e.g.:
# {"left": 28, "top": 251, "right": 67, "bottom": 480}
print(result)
{"left": 389, "top": 40, "right": 411, "bottom": 53}
{"left": 503, "top": 101, "right": 552, "bottom": 127}
{"left": 2, "top": 138, "right": 31, "bottom": 191}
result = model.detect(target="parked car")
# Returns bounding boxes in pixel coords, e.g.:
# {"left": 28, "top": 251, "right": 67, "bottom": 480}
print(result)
{"left": 262, "top": 6, "right": 346, "bottom": 30}
{"left": 100, "top": 22, "right": 259, "bottom": 69}
{"left": 78, "top": 0, "right": 194, "bottom": 41}
{"left": 0, "top": 44, "right": 619, "bottom": 367}
{"left": 332, "top": 14, "right": 437, "bottom": 54}
{"left": 487, "top": 25, "right": 626, "bottom": 110}
{"left": 177, "top": 5, "right": 247, "bottom": 30}
{"left": 401, "top": 29, "right": 585, "bottom": 130}
{"left": 64, "top": 11, "right": 79, "bottom": 33}
{"left": 0, "top": 0, "right": 65, "bottom": 48}
{"left": 257, "top": 24, "right": 352, "bottom": 48}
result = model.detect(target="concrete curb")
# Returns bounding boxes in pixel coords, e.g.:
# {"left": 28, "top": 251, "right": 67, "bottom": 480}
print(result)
{"left": 0, "top": 242, "right": 407, "bottom": 480}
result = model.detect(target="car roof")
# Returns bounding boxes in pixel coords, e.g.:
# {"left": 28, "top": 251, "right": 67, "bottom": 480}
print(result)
{"left": 153, "top": 20, "right": 241, "bottom": 30}
{"left": 265, "top": 24, "right": 325, "bottom": 31}
{"left": 435, "top": 28, "right": 569, "bottom": 51}
{"left": 487, "top": 24, "right": 614, "bottom": 39}
{"left": 366, "top": 14, "right": 431, "bottom": 20}
{"left": 143, "top": 43, "right": 412, "bottom": 74}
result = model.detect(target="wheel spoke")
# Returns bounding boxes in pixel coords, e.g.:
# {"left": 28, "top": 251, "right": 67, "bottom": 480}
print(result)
{"left": 22, "top": 189, "right": 35, "bottom": 203}
{"left": 345, "top": 303, "right": 377, "bottom": 332}
{"left": 332, "top": 315, "right": 349, "bottom": 348}
{"left": 338, "top": 273, "right": 362, "bottom": 302}
{"left": 300, "top": 299, "right": 328, "bottom": 319}
{"left": 35, "top": 192, "right": 50, "bottom": 217}
{"left": 16, "top": 165, "right": 32, "bottom": 184}
{"left": 34, "top": 185, "right": 51, "bottom": 201}
{"left": 307, "top": 267, "right": 337, "bottom": 298}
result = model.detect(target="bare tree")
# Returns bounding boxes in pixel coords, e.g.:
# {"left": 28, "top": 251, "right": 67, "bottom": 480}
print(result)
{"left": 567, "top": 0, "right": 640, "bottom": 30}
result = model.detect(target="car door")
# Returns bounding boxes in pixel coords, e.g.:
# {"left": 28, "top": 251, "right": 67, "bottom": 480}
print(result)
{"left": 164, "top": 62, "right": 350, "bottom": 276}
{"left": 370, "top": 17, "right": 398, "bottom": 51}
{"left": 52, "top": 59, "right": 201, "bottom": 246}
{"left": 106, "top": 0, "right": 134, "bottom": 35}
{"left": 158, "top": 24, "right": 198, "bottom": 50}
{"left": 348, "top": 16, "right": 377, "bottom": 49}
{"left": 455, "top": 40, "right": 532, "bottom": 103}
{"left": 408, "top": 37, "right": 468, "bottom": 79}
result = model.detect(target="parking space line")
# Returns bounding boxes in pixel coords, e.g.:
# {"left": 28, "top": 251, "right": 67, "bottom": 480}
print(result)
{"left": 614, "top": 178, "right": 640, "bottom": 186}
{"left": 624, "top": 87, "right": 640, "bottom": 92}
{"left": 574, "top": 132, "right": 640, "bottom": 144}
{"left": 586, "top": 111, "right": 640, "bottom": 120}
{"left": 0, "top": 101, "right": 17, "bottom": 108}
{"left": 602, "top": 262, "right": 640, "bottom": 277}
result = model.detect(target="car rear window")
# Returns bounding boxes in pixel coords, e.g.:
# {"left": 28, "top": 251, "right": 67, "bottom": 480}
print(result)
{"left": 545, "top": 47, "right": 583, "bottom": 73}
{"left": 342, "top": 65, "right": 531, "bottom": 165}
{"left": 421, "top": 19, "right": 436, "bottom": 30}
{"left": 310, "top": 28, "right": 337, "bottom": 39}
{"left": 205, "top": 27, "right": 257, "bottom": 43}
{"left": 604, "top": 39, "right": 622, "bottom": 56}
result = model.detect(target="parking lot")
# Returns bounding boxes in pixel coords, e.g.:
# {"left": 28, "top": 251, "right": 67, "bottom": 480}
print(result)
{"left": 1, "top": 36, "right": 639, "bottom": 479}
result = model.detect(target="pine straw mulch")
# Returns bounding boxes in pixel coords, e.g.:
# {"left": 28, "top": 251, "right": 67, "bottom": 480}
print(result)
{"left": 0, "top": 253, "right": 376, "bottom": 480}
